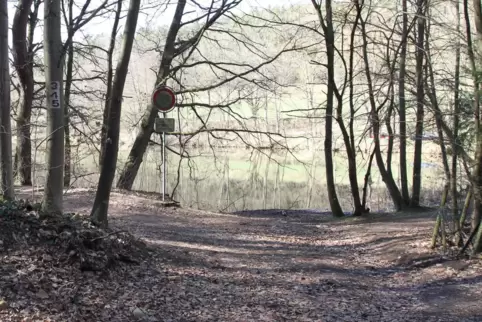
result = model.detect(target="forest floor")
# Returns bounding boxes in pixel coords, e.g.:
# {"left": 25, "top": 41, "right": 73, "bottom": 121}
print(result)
{"left": 1, "top": 187, "right": 482, "bottom": 321}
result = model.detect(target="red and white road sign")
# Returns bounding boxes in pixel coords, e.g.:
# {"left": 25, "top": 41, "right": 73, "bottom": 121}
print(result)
{"left": 152, "top": 86, "right": 176, "bottom": 113}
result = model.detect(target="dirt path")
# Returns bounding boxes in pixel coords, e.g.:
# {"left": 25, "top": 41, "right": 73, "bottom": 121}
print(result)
{"left": 8, "top": 188, "right": 482, "bottom": 321}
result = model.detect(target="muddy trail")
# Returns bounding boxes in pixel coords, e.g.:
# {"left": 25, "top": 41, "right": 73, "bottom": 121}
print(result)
{"left": 1, "top": 188, "right": 481, "bottom": 321}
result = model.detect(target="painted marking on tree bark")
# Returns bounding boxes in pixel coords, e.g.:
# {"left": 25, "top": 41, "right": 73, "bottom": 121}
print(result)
{"left": 50, "top": 81, "right": 61, "bottom": 109}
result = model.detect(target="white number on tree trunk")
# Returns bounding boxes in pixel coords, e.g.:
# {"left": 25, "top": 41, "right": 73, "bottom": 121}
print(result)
{"left": 50, "top": 81, "right": 61, "bottom": 109}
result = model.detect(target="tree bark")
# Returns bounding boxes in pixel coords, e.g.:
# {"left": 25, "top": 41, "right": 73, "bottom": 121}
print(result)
{"left": 425, "top": 23, "right": 450, "bottom": 206}
{"left": 459, "top": 187, "right": 472, "bottom": 226}
{"left": 386, "top": 90, "right": 395, "bottom": 177}
{"left": 343, "top": 0, "right": 366, "bottom": 216}
{"left": 470, "top": 0, "right": 482, "bottom": 253}
{"left": 410, "top": 0, "right": 426, "bottom": 207}
{"left": 63, "top": 0, "right": 74, "bottom": 187}
{"left": 426, "top": 16, "right": 453, "bottom": 248}
{"left": 116, "top": 0, "right": 187, "bottom": 190}
{"left": 99, "top": 0, "right": 122, "bottom": 169}
{"left": 310, "top": 0, "right": 344, "bottom": 217}
{"left": 12, "top": 0, "right": 34, "bottom": 186}
{"left": 452, "top": 0, "right": 462, "bottom": 246}
{"left": 398, "top": 0, "right": 410, "bottom": 205}
{"left": 41, "top": 0, "right": 65, "bottom": 215}
{"left": 361, "top": 148, "right": 376, "bottom": 211}
{"left": 357, "top": 0, "right": 403, "bottom": 210}
{"left": 91, "top": 0, "right": 140, "bottom": 227}
{"left": 0, "top": 0, "right": 14, "bottom": 199}
{"left": 323, "top": 0, "right": 344, "bottom": 217}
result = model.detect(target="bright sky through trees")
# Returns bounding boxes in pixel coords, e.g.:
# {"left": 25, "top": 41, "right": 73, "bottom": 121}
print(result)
{"left": 6, "top": 0, "right": 306, "bottom": 45}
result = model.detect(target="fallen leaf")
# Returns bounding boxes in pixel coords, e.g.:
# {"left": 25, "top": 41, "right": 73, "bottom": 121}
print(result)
{"left": 36, "top": 289, "right": 49, "bottom": 299}
{"left": 0, "top": 299, "right": 8, "bottom": 311}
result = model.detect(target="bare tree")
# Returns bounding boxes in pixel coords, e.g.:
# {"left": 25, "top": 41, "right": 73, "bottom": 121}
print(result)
{"left": 91, "top": 0, "right": 141, "bottom": 227}
{"left": 310, "top": 0, "right": 344, "bottom": 217}
{"left": 116, "top": 0, "right": 187, "bottom": 190}
{"left": 0, "top": 0, "right": 14, "bottom": 199}
{"left": 410, "top": 0, "right": 427, "bottom": 207}
{"left": 426, "top": 9, "right": 454, "bottom": 248}
{"left": 99, "top": 0, "right": 122, "bottom": 169}
{"left": 451, "top": 0, "right": 461, "bottom": 243}
{"left": 62, "top": 0, "right": 73, "bottom": 187}
{"left": 356, "top": 0, "right": 404, "bottom": 210}
{"left": 12, "top": 0, "right": 35, "bottom": 186}
{"left": 398, "top": 0, "right": 410, "bottom": 205}
{"left": 41, "top": 0, "right": 65, "bottom": 215}
{"left": 60, "top": 0, "right": 113, "bottom": 186}
{"left": 471, "top": 0, "right": 482, "bottom": 253}
{"left": 117, "top": 0, "right": 245, "bottom": 190}
{"left": 340, "top": 1, "right": 368, "bottom": 216}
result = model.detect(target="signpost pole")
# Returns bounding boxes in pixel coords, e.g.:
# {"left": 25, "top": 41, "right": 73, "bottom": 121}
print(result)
{"left": 152, "top": 85, "right": 176, "bottom": 202}
{"left": 162, "top": 113, "right": 167, "bottom": 201}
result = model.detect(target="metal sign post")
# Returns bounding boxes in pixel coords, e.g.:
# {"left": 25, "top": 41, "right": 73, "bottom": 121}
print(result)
{"left": 162, "top": 125, "right": 166, "bottom": 201}
{"left": 152, "top": 86, "right": 176, "bottom": 201}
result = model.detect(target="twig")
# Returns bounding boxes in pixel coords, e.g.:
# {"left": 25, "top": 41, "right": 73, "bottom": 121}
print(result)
{"left": 89, "top": 230, "right": 127, "bottom": 243}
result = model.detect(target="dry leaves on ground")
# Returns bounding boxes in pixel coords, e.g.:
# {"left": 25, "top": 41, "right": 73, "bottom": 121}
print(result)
{"left": 0, "top": 188, "right": 481, "bottom": 321}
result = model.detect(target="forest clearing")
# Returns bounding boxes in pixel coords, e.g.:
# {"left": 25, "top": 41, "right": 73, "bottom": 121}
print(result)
{"left": 0, "top": 188, "right": 481, "bottom": 321}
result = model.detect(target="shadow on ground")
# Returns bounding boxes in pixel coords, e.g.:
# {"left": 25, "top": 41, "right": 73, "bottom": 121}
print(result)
{"left": 111, "top": 207, "right": 482, "bottom": 321}
{"left": 11, "top": 187, "right": 481, "bottom": 321}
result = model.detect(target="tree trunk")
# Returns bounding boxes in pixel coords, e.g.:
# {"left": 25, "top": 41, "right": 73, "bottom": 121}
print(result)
{"left": 63, "top": 44, "right": 72, "bottom": 188}
{"left": 399, "top": 0, "right": 410, "bottom": 205}
{"left": 410, "top": 0, "right": 426, "bottom": 207}
{"left": 343, "top": 0, "right": 365, "bottom": 216}
{"left": 426, "top": 17, "right": 452, "bottom": 248}
{"left": 0, "top": 0, "right": 14, "bottom": 199}
{"left": 470, "top": 0, "right": 482, "bottom": 253}
{"left": 323, "top": 2, "right": 344, "bottom": 217}
{"left": 310, "top": 0, "right": 344, "bottom": 217}
{"left": 62, "top": 0, "right": 78, "bottom": 188}
{"left": 385, "top": 91, "right": 395, "bottom": 176}
{"left": 99, "top": 0, "right": 122, "bottom": 169}
{"left": 452, "top": 0, "right": 462, "bottom": 246}
{"left": 425, "top": 23, "right": 450, "bottom": 207}
{"left": 116, "top": 0, "right": 186, "bottom": 190}
{"left": 41, "top": 0, "right": 65, "bottom": 215}
{"left": 91, "top": 0, "right": 141, "bottom": 227}
{"left": 357, "top": 1, "right": 403, "bottom": 210}
{"left": 12, "top": 0, "right": 34, "bottom": 186}
{"left": 362, "top": 148, "right": 376, "bottom": 211}
{"left": 63, "top": 0, "right": 74, "bottom": 187}
{"left": 459, "top": 187, "right": 472, "bottom": 226}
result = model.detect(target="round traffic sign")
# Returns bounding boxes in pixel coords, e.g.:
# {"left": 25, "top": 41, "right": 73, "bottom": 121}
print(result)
{"left": 152, "top": 86, "right": 176, "bottom": 112}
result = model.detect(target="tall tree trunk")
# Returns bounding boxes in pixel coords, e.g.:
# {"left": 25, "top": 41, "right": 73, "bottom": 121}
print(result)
{"left": 310, "top": 0, "right": 344, "bottom": 217}
{"left": 0, "top": 0, "right": 14, "bottom": 199}
{"left": 385, "top": 90, "right": 395, "bottom": 176}
{"left": 116, "top": 0, "right": 187, "bottom": 190}
{"left": 12, "top": 0, "right": 34, "bottom": 186}
{"left": 425, "top": 19, "right": 450, "bottom": 205}
{"left": 399, "top": 0, "right": 410, "bottom": 205}
{"left": 63, "top": 41, "right": 73, "bottom": 187}
{"left": 342, "top": 0, "right": 365, "bottom": 216}
{"left": 41, "top": 0, "right": 65, "bottom": 215}
{"left": 471, "top": 0, "right": 482, "bottom": 253}
{"left": 452, "top": 0, "right": 462, "bottom": 245}
{"left": 99, "top": 0, "right": 122, "bottom": 169}
{"left": 357, "top": 1, "right": 403, "bottom": 210}
{"left": 410, "top": 0, "right": 426, "bottom": 207}
{"left": 63, "top": 0, "right": 74, "bottom": 187}
{"left": 426, "top": 17, "right": 453, "bottom": 248}
{"left": 91, "top": 0, "right": 141, "bottom": 227}
{"left": 362, "top": 149, "right": 376, "bottom": 210}
{"left": 459, "top": 187, "right": 472, "bottom": 226}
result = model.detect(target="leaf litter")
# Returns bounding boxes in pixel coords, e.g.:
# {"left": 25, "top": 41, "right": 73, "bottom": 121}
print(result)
{"left": 0, "top": 187, "right": 481, "bottom": 321}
